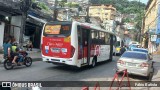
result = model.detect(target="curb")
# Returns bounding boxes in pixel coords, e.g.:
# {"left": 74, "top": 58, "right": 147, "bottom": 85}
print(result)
{"left": 32, "top": 58, "right": 42, "bottom": 62}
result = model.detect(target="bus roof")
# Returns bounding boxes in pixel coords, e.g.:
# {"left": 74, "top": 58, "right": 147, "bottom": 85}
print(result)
{"left": 74, "top": 21, "right": 116, "bottom": 35}
{"left": 45, "top": 21, "right": 116, "bottom": 36}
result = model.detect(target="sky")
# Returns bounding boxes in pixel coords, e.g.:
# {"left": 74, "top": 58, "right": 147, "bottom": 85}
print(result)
{"left": 129, "top": 0, "right": 149, "bottom": 4}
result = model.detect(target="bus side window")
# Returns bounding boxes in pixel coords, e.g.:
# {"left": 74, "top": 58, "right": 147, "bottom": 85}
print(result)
{"left": 91, "top": 30, "right": 99, "bottom": 44}
{"left": 99, "top": 32, "right": 105, "bottom": 44}
{"left": 104, "top": 33, "right": 110, "bottom": 44}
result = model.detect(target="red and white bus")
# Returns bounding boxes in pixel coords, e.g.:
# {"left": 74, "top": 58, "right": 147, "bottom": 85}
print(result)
{"left": 41, "top": 21, "right": 116, "bottom": 67}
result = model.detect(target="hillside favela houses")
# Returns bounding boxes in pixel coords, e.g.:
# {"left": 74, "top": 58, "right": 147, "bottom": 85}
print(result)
{"left": 89, "top": 4, "right": 116, "bottom": 21}
{"left": 142, "top": 0, "right": 160, "bottom": 53}
{"left": 88, "top": 4, "right": 126, "bottom": 45}
{"left": 89, "top": 4, "right": 117, "bottom": 32}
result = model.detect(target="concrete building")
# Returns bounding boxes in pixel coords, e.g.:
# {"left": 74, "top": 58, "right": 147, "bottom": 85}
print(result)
{"left": 115, "top": 11, "right": 122, "bottom": 23}
{"left": 142, "top": 0, "right": 160, "bottom": 53}
{"left": 67, "top": 0, "right": 89, "bottom": 4}
{"left": 47, "top": 0, "right": 55, "bottom": 6}
{"left": 103, "top": 20, "right": 116, "bottom": 32}
{"left": 89, "top": 4, "right": 116, "bottom": 21}
{"left": 0, "top": 0, "right": 51, "bottom": 49}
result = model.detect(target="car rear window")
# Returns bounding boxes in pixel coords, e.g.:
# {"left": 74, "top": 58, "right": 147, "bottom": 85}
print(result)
{"left": 131, "top": 45, "right": 137, "bottom": 47}
{"left": 121, "top": 52, "right": 147, "bottom": 60}
{"left": 133, "top": 49, "right": 148, "bottom": 53}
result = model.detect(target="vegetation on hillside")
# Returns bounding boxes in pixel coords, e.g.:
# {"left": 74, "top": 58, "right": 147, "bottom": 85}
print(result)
{"left": 31, "top": 0, "right": 52, "bottom": 14}
{"left": 90, "top": 0, "right": 146, "bottom": 41}
{"left": 90, "top": 0, "right": 146, "bottom": 14}
{"left": 91, "top": 1, "right": 145, "bottom": 25}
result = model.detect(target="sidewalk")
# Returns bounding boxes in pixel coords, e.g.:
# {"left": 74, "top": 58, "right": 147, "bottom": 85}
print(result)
{"left": 152, "top": 54, "right": 160, "bottom": 81}
{"left": 0, "top": 48, "right": 42, "bottom": 63}
{"left": 148, "top": 54, "right": 160, "bottom": 90}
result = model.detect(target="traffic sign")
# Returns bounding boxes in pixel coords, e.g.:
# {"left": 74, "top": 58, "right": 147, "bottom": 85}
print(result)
{"left": 150, "top": 35, "right": 157, "bottom": 41}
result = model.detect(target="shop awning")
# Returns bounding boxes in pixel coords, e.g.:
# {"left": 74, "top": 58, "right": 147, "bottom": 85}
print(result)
{"left": 28, "top": 15, "right": 47, "bottom": 24}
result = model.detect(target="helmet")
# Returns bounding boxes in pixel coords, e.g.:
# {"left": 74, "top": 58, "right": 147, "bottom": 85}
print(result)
{"left": 15, "top": 48, "right": 20, "bottom": 52}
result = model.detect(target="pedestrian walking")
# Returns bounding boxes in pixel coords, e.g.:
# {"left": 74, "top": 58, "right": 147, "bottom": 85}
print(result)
{"left": 120, "top": 45, "right": 126, "bottom": 55}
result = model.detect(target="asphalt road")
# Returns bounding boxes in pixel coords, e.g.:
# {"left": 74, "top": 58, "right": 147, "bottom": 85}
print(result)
{"left": 0, "top": 56, "right": 119, "bottom": 81}
{"left": 0, "top": 56, "right": 159, "bottom": 90}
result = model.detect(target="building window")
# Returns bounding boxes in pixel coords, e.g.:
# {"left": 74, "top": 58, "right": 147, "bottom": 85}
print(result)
{"left": 152, "top": 7, "right": 156, "bottom": 11}
{"left": 146, "top": 16, "right": 148, "bottom": 19}
{"left": 104, "top": 8, "right": 108, "bottom": 10}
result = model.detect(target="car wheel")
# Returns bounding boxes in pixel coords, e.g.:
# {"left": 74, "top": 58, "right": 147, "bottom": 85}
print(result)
{"left": 146, "top": 72, "right": 152, "bottom": 82}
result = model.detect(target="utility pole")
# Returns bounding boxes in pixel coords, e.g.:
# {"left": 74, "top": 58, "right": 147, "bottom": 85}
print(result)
{"left": 53, "top": 0, "right": 58, "bottom": 21}
{"left": 66, "top": 8, "right": 69, "bottom": 20}
{"left": 85, "top": 0, "right": 90, "bottom": 23}
{"left": 19, "top": 0, "right": 31, "bottom": 48}
{"left": 138, "top": 0, "right": 141, "bottom": 43}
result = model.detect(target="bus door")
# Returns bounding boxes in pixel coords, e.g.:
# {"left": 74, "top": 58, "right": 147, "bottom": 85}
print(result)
{"left": 82, "top": 28, "right": 91, "bottom": 65}
{"left": 77, "top": 26, "right": 84, "bottom": 63}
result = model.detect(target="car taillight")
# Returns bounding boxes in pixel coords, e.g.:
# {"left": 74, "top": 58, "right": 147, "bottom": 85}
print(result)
{"left": 140, "top": 63, "right": 149, "bottom": 67}
{"left": 117, "top": 60, "right": 125, "bottom": 64}
{"left": 70, "top": 45, "right": 75, "bottom": 58}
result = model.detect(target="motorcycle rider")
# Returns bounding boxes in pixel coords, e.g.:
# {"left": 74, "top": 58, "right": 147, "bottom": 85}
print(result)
{"left": 3, "top": 37, "right": 18, "bottom": 64}
{"left": 15, "top": 48, "right": 24, "bottom": 65}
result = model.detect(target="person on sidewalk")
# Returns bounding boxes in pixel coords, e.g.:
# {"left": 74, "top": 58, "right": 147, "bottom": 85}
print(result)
{"left": 26, "top": 40, "right": 33, "bottom": 51}
{"left": 3, "top": 37, "right": 18, "bottom": 64}
{"left": 120, "top": 45, "right": 127, "bottom": 55}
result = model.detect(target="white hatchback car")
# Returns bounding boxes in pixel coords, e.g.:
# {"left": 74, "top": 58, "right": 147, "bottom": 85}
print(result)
{"left": 117, "top": 51, "right": 154, "bottom": 81}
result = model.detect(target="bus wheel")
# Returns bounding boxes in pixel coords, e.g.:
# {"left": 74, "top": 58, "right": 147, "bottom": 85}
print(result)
{"left": 113, "top": 52, "right": 115, "bottom": 56}
{"left": 91, "top": 57, "right": 96, "bottom": 67}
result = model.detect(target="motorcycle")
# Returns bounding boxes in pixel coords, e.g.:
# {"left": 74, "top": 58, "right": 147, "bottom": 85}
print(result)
{"left": 3, "top": 51, "right": 32, "bottom": 70}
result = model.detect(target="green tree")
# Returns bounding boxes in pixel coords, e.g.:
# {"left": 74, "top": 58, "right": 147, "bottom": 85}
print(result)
{"left": 59, "top": 0, "right": 67, "bottom": 7}
{"left": 64, "top": 2, "right": 79, "bottom": 8}
{"left": 31, "top": 0, "right": 36, "bottom": 2}
{"left": 38, "top": 2, "right": 49, "bottom": 11}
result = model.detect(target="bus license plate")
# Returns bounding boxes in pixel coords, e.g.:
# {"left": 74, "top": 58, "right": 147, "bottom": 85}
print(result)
{"left": 51, "top": 48, "right": 60, "bottom": 53}
{"left": 128, "top": 63, "right": 136, "bottom": 66}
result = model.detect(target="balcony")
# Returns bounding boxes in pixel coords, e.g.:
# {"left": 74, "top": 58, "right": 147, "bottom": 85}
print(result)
{"left": 0, "top": 0, "right": 21, "bottom": 15}
{"left": 0, "top": 0, "right": 20, "bottom": 9}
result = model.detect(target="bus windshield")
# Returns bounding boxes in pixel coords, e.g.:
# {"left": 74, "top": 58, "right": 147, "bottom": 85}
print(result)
{"left": 43, "top": 24, "right": 71, "bottom": 37}
{"left": 115, "top": 41, "right": 120, "bottom": 47}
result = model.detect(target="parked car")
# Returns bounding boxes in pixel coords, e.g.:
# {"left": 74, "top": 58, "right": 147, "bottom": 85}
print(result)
{"left": 129, "top": 44, "right": 139, "bottom": 51}
{"left": 132, "top": 48, "right": 153, "bottom": 60}
{"left": 133, "top": 48, "right": 148, "bottom": 53}
{"left": 117, "top": 51, "right": 154, "bottom": 81}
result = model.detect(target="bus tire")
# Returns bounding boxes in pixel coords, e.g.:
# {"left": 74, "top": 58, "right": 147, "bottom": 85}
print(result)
{"left": 113, "top": 52, "right": 115, "bottom": 56}
{"left": 108, "top": 59, "right": 112, "bottom": 62}
{"left": 91, "top": 57, "right": 96, "bottom": 68}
